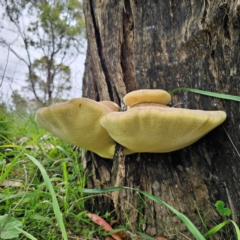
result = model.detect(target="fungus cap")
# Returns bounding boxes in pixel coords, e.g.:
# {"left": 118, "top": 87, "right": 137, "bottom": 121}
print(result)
{"left": 100, "top": 107, "right": 227, "bottom": 154}
{"left": 123, "top": 89, "right": 171, "bottom": 107}
{"left": 35, "top": 98, "right": 117, "bottom": 158}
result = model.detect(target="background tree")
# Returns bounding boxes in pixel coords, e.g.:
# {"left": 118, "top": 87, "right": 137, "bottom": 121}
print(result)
{"left": 27, "top": 56, "right": 71, "bottom": 105}
{"left": 11, "top": 90, "right": 28, "bottom": 113}
{"left": 82, "top": 0, "right": 240, "bottom": 239}
{"left": 0, "top": 0, "right": 85, "bottom": 107}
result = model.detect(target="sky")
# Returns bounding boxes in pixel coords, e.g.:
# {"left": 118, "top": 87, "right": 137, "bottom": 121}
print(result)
{"left": 0, "top": 7, "right": 86, "bottom": 108}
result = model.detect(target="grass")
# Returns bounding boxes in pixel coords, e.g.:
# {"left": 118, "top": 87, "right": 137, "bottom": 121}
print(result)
{"left": 1, "top": 87, "right": 240, "bottom": 239}
{"left": 0, "top": 109, "right": 93, "bottom": 239}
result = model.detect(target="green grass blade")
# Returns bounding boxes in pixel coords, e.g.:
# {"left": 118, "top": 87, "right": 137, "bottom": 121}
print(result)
{"left": 0, "top": 151, "right": 23, "bottom": 160}
{"left": 82, "top": 187, "right": 124, "bottom": 194}
{"left": 136, "top": 231, "right": 155, "bottom": 240}
{"left": 37, "top": 177, "right": 63, "bottom": 189}
{"left": 56, "top": 145, "right": 72, "bottom": 159}
{"left": 26, "top": 154, "right": 68, "bottom": 240}
{"left": 14, "top": 227, "right": 38, "bottom": 240}
{"left": 170, "top": 88, "right": 240, "bottom": 102}
{"left": 62, "top": 161, "right": 68, "bottom": 212}
{"left": 203, "top": 220, "right": 228, "bottom": 238}
{"left": 0, "top": 192, "right": 51, "bottom": 203}
{"left": 0, "top": 145, "right": 26, "bottom": 149}
{"left": 230, "top": 220, "right": 240, "bottom": 240}
{"left": 29, "top": 214, "right": 55, "bottom": 226}
{"left": 0, "top": 150, "right": 25, "bottom": 184}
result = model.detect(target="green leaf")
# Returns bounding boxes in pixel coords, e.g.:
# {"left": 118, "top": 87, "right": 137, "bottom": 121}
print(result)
{"left": 215, "top": 200, "right": 231, "bottom": 217}
{"left": 170, "top": 88, "right": 240, "bottom": 102}
{"left": 0, "top": 215, "right": 22, "bottom": 239}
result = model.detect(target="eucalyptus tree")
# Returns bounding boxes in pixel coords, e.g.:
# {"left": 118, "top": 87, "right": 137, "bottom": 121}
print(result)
{"left": 0, "top": 0, "right": 85, "bottom": 106}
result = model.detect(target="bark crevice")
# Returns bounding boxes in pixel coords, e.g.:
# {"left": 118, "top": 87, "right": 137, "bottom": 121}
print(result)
{"left": 121, "top": 0, "right": 137, "bottom": 93}
{"left": 83, "top": 0, "right": 110, "bottom": 100}
{"left": 89, "top": 0, "right": 115, "bottom": 101}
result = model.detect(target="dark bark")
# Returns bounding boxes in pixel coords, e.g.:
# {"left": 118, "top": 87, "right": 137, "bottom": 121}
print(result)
{"left": 82, "top": 0, "right": 240, "bottom": 239}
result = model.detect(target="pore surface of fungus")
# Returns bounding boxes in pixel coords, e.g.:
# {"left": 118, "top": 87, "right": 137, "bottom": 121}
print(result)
{"left": 100, "top": 106, "right": 227, "bottom": 154}
{"left": 35, "top": 98, "right": 118, "bottom": 158}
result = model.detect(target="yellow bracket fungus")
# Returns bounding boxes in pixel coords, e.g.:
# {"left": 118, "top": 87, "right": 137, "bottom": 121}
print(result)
{"left": 101, "top": 89, "right": 226, "bottom": 154}
{"left": 35, "top": 90, "right": 227, "bottom": 159}
{"left": 35, "top": 98, "right": 117, "bottom": 159}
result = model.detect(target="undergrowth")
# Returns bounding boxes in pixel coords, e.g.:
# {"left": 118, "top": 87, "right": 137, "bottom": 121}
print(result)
{"left": 0, "top": 110, "right": 93, "bottom": 239}
{"left": 1, "top": 88, "right": 240, "bottom": 239}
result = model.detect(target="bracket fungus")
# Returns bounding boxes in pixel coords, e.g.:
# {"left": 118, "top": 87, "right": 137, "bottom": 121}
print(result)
{"left": 35, "top": 98, "right": 118, "bottom": 159}
{"left": 123, "top": 89, "right": 171, "bottom": 108}
{"left": 35, "top": 89, "right": 227, "bottom": 159}
{"left": 100, "top": 89, "right": 227, "bottom": 154}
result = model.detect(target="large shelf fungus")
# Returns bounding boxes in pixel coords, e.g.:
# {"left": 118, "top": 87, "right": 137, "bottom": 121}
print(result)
{"left": 100, "top": 89, "right": 227, "bottom": 155}
{"left": 35, "top": 98, "right": 118, "bottom": 159}
{"left": 35, "top": 89, "right": 227, "bottom": 159}
{"left": 100, "top": 107, "right": 226, "bottom": 154}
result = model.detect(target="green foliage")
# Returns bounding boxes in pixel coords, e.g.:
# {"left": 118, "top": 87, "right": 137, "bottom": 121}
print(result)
{"left": 38, "top": 0, "right": 84, "bottom": 37}
{"left": 136, "top": 231, "right": 155, "bottom": 240}
{"left": 14, "top": 227, "right": 38, "bottom": 240}
{"left": 0, "top": 215, "right": 22, "bottom": 239}
{"left": 31, "top": 57, "right": 71, "bottom": 105}
{"left": 26, "top": 154, "right": 68, "bottom": 240}
{"left": 0, "top": 112, "right": 91, "bottom": 239}
{"left": 215, "top": 200, "right": 231, "bottom": 217}
{"left": 0, "top": 0, "right": 85, "bottom": 108}
{"left": 0, "top": 108, "right": 11, "bottom": 145}
{"left": 11, "top": 91, "right": 28, "bottom": 113}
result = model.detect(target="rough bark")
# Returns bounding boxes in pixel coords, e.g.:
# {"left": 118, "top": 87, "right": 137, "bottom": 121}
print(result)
{"left": 82, "top": 0, "right": 240, "bottom": 239}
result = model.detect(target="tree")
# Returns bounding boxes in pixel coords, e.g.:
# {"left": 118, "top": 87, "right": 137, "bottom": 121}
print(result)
{"left": 81, "top": 0, "right": 240, "bottom": 239}
{"left": 0, "top": 0, "right": 85, "bottom": 106}
{"left": 11, "top": 90, "right": 28, "bottom": 113}
{"left": 26, "top": 56, "right": 71, "bottom": 105}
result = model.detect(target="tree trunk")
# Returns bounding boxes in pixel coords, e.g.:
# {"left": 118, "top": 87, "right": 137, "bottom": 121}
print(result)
{"left": 82, "top": 0, "right": 240, "bottom": 239}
